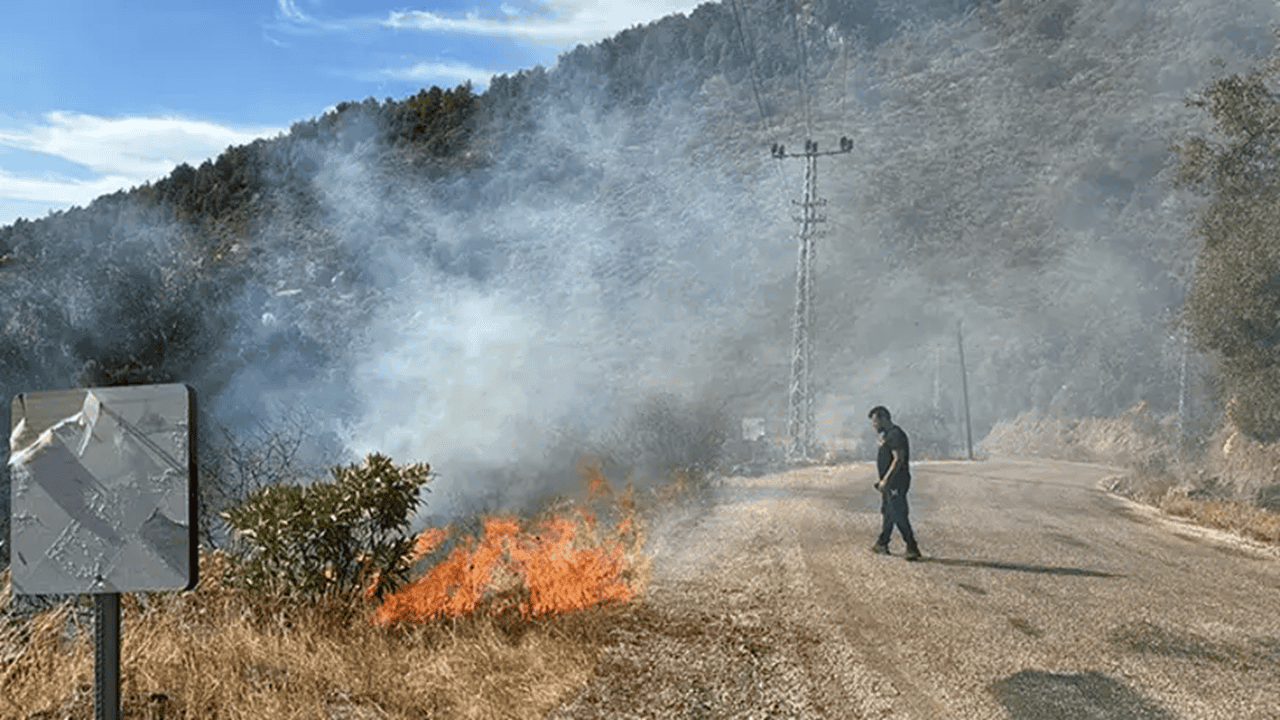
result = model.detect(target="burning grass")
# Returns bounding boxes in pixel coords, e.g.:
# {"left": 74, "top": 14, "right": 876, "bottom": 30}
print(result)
{"left": 0, "top": 464, "right": 678, "bottom": 720}
{"left": 370, "top": 483, "right": 644, "bottom": 626}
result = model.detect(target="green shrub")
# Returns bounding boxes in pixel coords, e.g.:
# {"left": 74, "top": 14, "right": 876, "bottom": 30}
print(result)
{"left": 218, "top": 452, "right": 433, "bottom": 609}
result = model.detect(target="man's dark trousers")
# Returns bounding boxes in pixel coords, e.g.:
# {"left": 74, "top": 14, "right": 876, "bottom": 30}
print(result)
{"left": 877, "top": 487, "right": 918, "bottom": 552}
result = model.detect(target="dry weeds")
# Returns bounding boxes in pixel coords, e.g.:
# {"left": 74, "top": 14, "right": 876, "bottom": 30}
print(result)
{"left": 1, "top": 546, "right": 619, "bottom": 720}
{"left": 0, "top": 475, "right": 705, "bottom": 720}
{"left": 1159, "top": 495, "right": 1280, "bottom": 544}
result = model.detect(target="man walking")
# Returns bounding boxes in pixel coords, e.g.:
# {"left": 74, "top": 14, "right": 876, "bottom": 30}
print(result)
{"left": 869, "top": 406, "right": 921, "bottom": 561}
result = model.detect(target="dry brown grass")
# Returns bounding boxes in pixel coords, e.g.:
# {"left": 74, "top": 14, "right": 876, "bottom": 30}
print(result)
{"left": 1159, "top": 495, "right": 1280, "bottom": 544}
{"left": 0, "top": 474, "right": 711, "bottom": 720}
{"left": 0, "top": 544, "right": 626, "bottom": 720}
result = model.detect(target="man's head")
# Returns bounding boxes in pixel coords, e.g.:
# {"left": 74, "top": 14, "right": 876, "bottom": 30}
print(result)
{"left": 868, "top": 405, "right": 892, "bottom": 432}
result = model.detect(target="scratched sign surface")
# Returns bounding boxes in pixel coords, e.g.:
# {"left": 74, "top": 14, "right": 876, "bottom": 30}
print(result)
{"left": 8, "top": 384, "right": 196, "bottom": 595}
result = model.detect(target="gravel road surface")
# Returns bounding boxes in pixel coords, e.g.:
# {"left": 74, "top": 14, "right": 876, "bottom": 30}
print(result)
{"left": 547, "top": 458, "right": 1280, "bottom": 719}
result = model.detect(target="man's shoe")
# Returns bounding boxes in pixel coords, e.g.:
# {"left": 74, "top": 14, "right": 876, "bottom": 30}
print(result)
{"left": 870, "top": 544, "right": 890, "bottom": 555}
{"left": 904, "top": 548, "right": 922, "bottom": 561}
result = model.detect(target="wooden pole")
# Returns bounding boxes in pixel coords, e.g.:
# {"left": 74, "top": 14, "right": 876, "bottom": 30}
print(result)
{"left": 958, "top": 320, "right": 974, "bottom": 460}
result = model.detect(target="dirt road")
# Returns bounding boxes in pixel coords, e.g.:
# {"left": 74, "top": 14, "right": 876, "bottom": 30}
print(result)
{"left": 546, "top": 458, "right": 1280, "bottom": 719}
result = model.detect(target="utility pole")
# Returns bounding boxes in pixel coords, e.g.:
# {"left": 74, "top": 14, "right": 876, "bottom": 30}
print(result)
{"left": 934, "top": 345, "right": 941, "bottom": 414}
{"left": 772, "top": 136, "right": 853, "bottom": 463}
{"left": 958, "top": 320, "right": 974, "bottom": 460}
{"left": 1176, "top": 255, "right": 1196, "bottom": 457}
{"left": 1178, "top": 328, "right": 1188, "bottom": 455}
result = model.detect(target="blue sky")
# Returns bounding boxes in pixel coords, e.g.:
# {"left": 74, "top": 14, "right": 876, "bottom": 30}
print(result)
{"left": 0, "top": 0, "right": 704, "bottom": 229}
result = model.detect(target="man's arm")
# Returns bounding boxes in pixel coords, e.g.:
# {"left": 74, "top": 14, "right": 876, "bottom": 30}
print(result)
{"left": 875, "top": 450, "right": 901, "bottom": 491}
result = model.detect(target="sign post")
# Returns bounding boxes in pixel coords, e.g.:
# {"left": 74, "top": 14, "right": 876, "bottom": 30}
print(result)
{"left": 8, "top": 384, "right": 197, "bottom": 720}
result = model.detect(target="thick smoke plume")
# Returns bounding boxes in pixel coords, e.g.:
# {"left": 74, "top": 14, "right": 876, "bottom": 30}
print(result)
{"left": 4, "top": 0, "right": 1280, "bottom": 550}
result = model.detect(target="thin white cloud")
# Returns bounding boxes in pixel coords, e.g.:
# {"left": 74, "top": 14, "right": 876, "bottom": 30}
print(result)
{"left": 264, "top": 1, "right": 690, "bottom": 46}
{"left": 263, "top": 31, "right": 290, "bottom": 48}
{"left": 380, "top": 60, "right": 498, "bottom": 87}
{"left": 0, "top": 168, "right": 138, "bottom": 206}
{"left": 266, "top": 1, "right": 702, "bottom": 60}
{"left": 382, "top": 1, "right": 703, "bottom": 43}
{"left": 278, "top": 0, "right": 309, "bottom": 23}
{"left": 0, "top": 112, "right": 283, "bottom": 180}
{"left": 271, "top": 0, "right": 381, "bottom": 35}
{"left": 0, "top": 112, "right": 283, "bottom": 223}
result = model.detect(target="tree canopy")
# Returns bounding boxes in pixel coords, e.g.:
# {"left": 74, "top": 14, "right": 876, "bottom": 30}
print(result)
{"left": 1175, "top": 37, "right": 1280, "bottom": 441}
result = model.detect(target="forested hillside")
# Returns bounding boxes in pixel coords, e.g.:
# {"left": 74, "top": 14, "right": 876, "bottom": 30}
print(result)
{"left": 4, "top": 0, "right": 1280, "bottom": 558}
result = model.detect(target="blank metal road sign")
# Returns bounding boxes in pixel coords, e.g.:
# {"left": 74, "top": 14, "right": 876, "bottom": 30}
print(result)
{"left": 8, "top": 384, "right": 197, "bottom": 596}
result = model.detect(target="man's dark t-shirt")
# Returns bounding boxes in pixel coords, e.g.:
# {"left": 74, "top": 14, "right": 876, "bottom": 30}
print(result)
{"left": 876, "top": 425, "right": 911, "bottom": 492}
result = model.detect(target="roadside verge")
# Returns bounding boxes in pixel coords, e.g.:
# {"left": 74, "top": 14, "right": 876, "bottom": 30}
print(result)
{"left": 1097, "top": 473, "right": 1280, "bottom": 559}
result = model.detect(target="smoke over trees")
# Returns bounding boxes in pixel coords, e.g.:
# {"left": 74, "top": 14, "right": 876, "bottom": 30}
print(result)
{"left": 1175, "top": 39, "right": 1280, "bottom": 442}
{"left": 4, "top": 0, "right": 1280, "bottom": 557}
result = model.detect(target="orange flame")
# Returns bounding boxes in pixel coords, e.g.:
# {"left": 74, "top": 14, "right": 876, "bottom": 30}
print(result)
{"left": 411, "top": 526, "right": 450, "bottom": 560}
{"left": 369, "top": 464, "right": 643, "bottom": 626}
{"left": 370, "top": 518, "right": 519, "bottom": 625}
{"left": 616, "top": 482, "right": 636, "bottom": 535}
{"left": 363, "top": 526, "right": 453, "bottom": 598}
{"left": 577, "top": 506, "right": 597, "bottom": 535}
{"left": 583, "top": 461, "right": 612, "bottom": 503}
{"left": 509, "top": 517, "right": 632, "bottom": 617}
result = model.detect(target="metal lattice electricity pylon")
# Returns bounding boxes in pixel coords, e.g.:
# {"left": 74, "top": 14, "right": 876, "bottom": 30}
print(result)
{"left": 772, "top": 137, "right": 852, "bottom": 463}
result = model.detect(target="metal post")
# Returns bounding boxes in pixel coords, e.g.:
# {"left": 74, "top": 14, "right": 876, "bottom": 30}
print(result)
{"left": 958, "top": 321, "right": 974, "bottom": 460}
{"left": 94, "top": 593, "right": 121, "bottom": 720}
{"left": 773, "top": 137, "right": 851, "bottom": 464}
{"left": 934, "top": 345, "right": 940, "bottom": 413}
{"left": 800, "top": 149, "right": 818, "bottom": 460}
{"left": 1178, "top": 329, "right": 1188, "bottom": 454}
{"left": 787, "top": 179, "right": 815, "bottom": 462}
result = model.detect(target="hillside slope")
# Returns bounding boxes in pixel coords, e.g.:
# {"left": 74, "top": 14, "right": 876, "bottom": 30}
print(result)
{"left": 3, "top": 0, "right": 1280, "bottom": 562}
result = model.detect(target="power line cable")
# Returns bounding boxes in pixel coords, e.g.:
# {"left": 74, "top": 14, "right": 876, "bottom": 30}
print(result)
{"left": 729, "top": 0, "right": 768, "bottom": 126}
{"left": 791, "top": 0, "right": 815, "bottom": 138}
{"left": 727, "top": 0, "right": 785, "bottom": 184}
{"left": 838, "top": 27, "right": 850, "bottom": 120}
